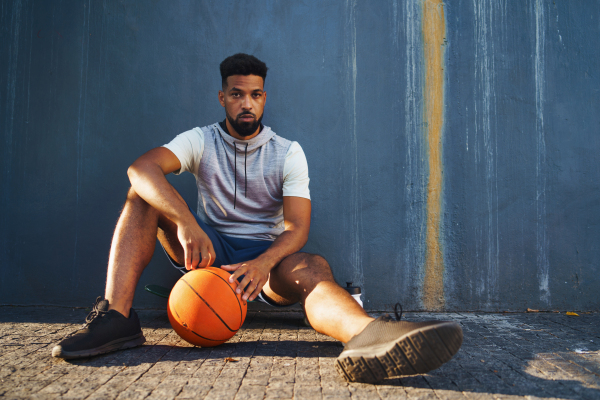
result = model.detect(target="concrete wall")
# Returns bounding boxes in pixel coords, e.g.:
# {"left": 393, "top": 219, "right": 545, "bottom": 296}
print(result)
{"left": 1, "top": 0, "right": 598, "bottom": 311}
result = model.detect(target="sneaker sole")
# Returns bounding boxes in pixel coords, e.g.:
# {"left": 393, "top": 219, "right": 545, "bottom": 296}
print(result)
{"left": 52, "top": 332, "right": 146, "bottom": 360}
{"left": 335, "top": 321, "right": 463, "bottom": 383}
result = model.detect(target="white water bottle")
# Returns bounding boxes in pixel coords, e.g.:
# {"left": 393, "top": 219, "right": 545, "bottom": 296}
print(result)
{"left": 345, "top": 282, "right": 363, "bottom": 308}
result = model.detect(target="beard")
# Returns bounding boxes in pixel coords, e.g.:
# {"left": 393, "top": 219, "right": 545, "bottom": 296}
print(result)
{"left": 226, "top": 111, "right": 263, "bottom": 137}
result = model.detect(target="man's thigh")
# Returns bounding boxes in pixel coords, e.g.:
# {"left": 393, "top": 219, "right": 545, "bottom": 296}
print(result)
{"left": 262, "top": 252, "right": 334, "bottom": 306}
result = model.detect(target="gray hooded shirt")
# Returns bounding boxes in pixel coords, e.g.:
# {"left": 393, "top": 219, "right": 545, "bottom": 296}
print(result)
{"left": 164, "top": 123, "right": 309, "bottom": 241}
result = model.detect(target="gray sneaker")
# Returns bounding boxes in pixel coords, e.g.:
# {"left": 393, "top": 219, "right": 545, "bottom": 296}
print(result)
{"left": 336, "top": 308, "right": 462, "bottom": 383}
{"left": 52, "top": 297, "right": 146, "bottom": 359}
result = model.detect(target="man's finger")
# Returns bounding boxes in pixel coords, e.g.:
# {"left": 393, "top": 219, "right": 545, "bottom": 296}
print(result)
{"left": 224, "top": 263, "right": 246, "bottom": 282}
{"left": 199, "top": 247, "right": 210, "bottom": 268}
{"left": 185, "top": 248, "right": 192, "bottom": 271}
{"left": 247, "top": 280, "right": 263, "bottom": 301}
{"left": 190, "top": 247, "right": 200, "bottom": 270}
{"left": 207, "top": 246, "right": 216, "bottom": 267}
{"left": 236, "top": 275, "right": 253, "bottom": 295}
{"left": 221, "top": 263, "right": 239, "bottom": 272}
{"left": 231, "top": 264, "right": 250, "bottom": 284}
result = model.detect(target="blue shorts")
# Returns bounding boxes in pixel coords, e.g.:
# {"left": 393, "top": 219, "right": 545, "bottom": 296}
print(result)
{"left": 160, "top": 204, "right": 288, "bottom": 307}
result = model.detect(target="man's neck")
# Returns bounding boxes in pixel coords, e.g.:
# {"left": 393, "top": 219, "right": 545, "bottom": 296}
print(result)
{"left": 220, "top": 119, "right": 263, "bottom": 141}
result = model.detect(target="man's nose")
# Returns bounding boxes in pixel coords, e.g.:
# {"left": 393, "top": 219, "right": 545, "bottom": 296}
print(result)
{"left": 241, "top": 95, "right": 252, "bottom": 109}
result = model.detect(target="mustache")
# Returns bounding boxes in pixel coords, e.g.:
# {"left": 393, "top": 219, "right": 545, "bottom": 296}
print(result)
{"left": 237, "top": 112, "right": 256, "bottom": 119}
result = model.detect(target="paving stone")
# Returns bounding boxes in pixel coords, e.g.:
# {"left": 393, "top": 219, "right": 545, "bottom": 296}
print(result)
{"left": 265, "top": 385, "right": 294, "bottom": 399}
{"left": 294, "top": 383, "right": 323, "bottom": 399}
{"left": 233, "top": 383, "right": 267, "bottom": 400}
{"left": 204, "top": 388, "right": 239, "bottom": 400}
{"left": 1, "top": 308, "right": 600, "bottom": 399}
{"left": 377, "top": 381, "right": 407, "bottom": 399}
{"left": 348, "top": 382, "right": 380, "bottom": 399}
{"left": 62, "top": 372, "right": 118, "bottom": 400}
{"left": 175, "top": 377, "right": 212, "bottom": 399}
{"left": 145, "top": 375, "right": 188, "bottom": 400}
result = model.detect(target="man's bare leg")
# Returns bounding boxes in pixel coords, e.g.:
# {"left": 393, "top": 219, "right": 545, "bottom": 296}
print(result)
{"left": 263, "top": 253, "right": 374, "bottom": 343}
{"left": 263, "top": 252, "right": 463, "bottom": 383}
{"left": 105, "top": 187, "right": 184, "bottom": 317}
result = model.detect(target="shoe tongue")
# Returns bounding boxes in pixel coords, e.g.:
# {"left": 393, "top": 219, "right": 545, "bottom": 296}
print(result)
{"left": 96, "top": 299, "right": 110, "bottom": 312}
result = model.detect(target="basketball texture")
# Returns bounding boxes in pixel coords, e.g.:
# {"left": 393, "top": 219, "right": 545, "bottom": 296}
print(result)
{"left": 167, "top": 267, "right": 247, "bottom": 347}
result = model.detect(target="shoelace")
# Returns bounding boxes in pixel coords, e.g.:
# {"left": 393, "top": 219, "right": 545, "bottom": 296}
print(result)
{"left": 84, "top": 297, "right": 108, "bottom": 325}
{"left": 60, "top": 297, "right": 107, "bottom": 340}
{"left": 394, "top": 302, "right": 403, "bottom": 321}
{"left": 381, "top": 303, "right": 403, "bottom": 322}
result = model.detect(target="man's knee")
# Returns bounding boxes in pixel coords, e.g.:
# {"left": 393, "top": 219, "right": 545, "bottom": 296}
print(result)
{"left": 306, "top": 253, "right": 331, "bottom": 273}
{"left": 120, "top": 187, "right": 159, "bottom": 220}
{"left": 125, "top": 186, "right": 145, "bottom": 205}
{"left": 287, "top": 253, "right": 334, "bottom": 282}
{"left": 268, "top": 253, "right": 334, "bottom": 302}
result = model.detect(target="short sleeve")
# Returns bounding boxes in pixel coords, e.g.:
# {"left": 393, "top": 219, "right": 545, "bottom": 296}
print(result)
{"left": 162, "top": 128, "right": 204, "bottom": 176}
{"left": 283, "top": 142, "right": 310, "bottom": 200}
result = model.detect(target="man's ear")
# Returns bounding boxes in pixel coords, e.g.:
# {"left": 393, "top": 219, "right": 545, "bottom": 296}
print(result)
{"left": 218, "top": 90, "right": 225, "bottom": 107}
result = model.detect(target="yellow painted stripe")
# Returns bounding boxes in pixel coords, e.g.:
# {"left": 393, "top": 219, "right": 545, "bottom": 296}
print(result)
{"left": 422, "top": 0, "right": 446, "bottom": 310}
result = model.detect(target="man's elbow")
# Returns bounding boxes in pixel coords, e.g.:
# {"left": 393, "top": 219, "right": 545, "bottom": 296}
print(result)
{"left": 283, "top": 225, "right": 309, "bottom": 249}
{"left": 298, "top": 227, "right": 310, "bottom": 248}
{"left": 127, "top": 162, "right": 146, "bottom": 185}
{"left": 127, "top": 164, "right": 138, "bottom": 182}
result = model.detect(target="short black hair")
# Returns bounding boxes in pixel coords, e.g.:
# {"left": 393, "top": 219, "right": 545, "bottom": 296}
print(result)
{"left": 220, "top": 53, "right": 268, "bottom": 88}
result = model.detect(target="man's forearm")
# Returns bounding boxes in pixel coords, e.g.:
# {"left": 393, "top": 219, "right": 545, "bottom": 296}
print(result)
{"left": 127, "top": 162, "right": 194, "bottom": 226}
{"left": 255, "top": 228, "right": 308, "bottom": 271}
{"left": 223, "top": 196, "right": 311, "bottom": 300}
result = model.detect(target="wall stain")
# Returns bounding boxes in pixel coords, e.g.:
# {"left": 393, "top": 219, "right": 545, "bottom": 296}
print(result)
{"left": 345, "top": 0, "right": 363, "bottom": 290}
{"left": 535, "top": 0, "right": 550, "bottom": 305}
{"left": 399, "top": 0, "right": 427, "bottom": 308}
{"left": 472, "top": 0, "right": 500, "bottom": 308}
{"left": 72, "top": 0, "right": 92, "bottom": 290}
{"left": 422, "top": 0, "right": 446, "bottom": 310}
{"left": 1, "top": 0, "right": 23, "bottom": 294}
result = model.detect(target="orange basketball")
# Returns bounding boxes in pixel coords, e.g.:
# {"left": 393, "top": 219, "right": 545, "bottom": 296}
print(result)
{"left": 167, "top": 267, "right": 247, "bottom": 347}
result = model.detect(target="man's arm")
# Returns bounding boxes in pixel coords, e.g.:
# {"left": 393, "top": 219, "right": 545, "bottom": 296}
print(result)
{"left": 222, "top": 196, "right": 311, "bottom": 301}
{"left": 127, "top": 147, "right": 216, "bottom": 269}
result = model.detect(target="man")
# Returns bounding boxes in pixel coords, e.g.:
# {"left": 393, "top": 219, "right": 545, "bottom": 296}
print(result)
{"left": 53, "top": 53, "right": 462, "bottom": 383}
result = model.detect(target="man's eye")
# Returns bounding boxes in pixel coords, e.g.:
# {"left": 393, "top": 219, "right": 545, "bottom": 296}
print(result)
{"left": 253, "top": 93, "right": 262, "bottom": 98}
{"left": 231, "top": 93, "right": 240, "bottom": 97}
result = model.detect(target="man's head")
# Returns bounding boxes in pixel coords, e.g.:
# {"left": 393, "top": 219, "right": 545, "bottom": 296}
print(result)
{"left": 218, "top": 54, "right": 268, "bottom": 139}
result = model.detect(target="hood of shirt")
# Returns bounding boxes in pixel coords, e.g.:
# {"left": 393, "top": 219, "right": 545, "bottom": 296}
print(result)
{"left": 215, "top": 121, "right": 276, "bottom": 153}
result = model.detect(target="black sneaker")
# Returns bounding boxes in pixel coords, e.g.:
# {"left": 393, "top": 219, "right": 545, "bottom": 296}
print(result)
{"left": 52, "top": 297, "right": 146, "bottom": 359}
{"left": 335, "top": 306, "right": 463, "bottom": 383}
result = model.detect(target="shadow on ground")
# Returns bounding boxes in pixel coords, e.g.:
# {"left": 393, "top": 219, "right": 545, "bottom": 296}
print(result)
{"left": 1, "top": 307, "right": 599, "bottom": 399}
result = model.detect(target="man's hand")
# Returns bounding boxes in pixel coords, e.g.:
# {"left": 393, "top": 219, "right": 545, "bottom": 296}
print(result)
{"left": 177, "top": 222, "right": 216, "bottom": 270}
{"left": 220, "top": 197, "right": 311, "bottom": 301}
{"left": 221, "top": 259, "right": 272, "bottom": 301}
{"left": 128, "top": 147, "right": 217, "bottom": 270}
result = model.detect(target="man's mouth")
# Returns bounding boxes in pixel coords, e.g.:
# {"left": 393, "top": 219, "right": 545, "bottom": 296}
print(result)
{"left": 238, "top": 113, "right": 255, "bottom": 122}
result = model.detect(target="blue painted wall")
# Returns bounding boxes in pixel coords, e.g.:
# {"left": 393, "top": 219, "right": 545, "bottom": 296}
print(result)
{"left": 1, "top": 0, "right": 598, "bottom": 311}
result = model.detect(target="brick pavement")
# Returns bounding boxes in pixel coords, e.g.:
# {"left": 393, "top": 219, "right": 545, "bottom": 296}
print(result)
{"left": 0, "top": 306, "right": 599, "bottom": 399}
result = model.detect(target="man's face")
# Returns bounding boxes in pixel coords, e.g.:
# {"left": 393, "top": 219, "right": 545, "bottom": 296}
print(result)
{"left": 218, "top": 74, "right": 266, "bottom": 139}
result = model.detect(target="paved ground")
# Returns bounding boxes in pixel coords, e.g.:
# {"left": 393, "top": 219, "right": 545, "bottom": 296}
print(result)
{"left": 0, "top": 306, "right": 599, "bottom": 399}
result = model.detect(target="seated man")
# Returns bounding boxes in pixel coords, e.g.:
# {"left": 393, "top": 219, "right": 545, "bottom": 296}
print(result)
{"left": 53, "top": 53, "right": 462, "bottom": 383}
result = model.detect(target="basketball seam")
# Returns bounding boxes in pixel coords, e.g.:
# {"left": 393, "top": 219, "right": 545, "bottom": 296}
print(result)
{"left": 203, "top": 269, "right": 244, "bottom": 328}
{"left": 174, "top": 301, "right": 234, "bottom": 342}
{"left": 180, "top": 278, "right": 237, "bottom": 332}
{"left": 191, "top": 329, "right": 233, "bottom": 341}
